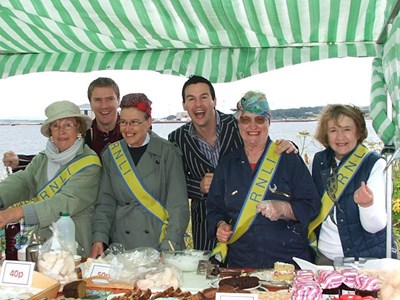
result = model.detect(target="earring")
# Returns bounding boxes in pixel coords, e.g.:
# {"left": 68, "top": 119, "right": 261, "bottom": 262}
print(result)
{"left": 77, "top": 133, "right": 82, "bottom": 139}
{"left": 50, "top": 136, "right": 54, "bottom": 143}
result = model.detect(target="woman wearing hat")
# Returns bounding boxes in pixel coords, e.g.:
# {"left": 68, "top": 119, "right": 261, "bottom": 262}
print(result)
{"left": 89, "top": 93, "right": 189, "bottom": 258}
{"left": 206, "top": 91, "right": 321, "bottom": 268}
{"left": 0, "top": 100, "right": 101, "bottom": 256}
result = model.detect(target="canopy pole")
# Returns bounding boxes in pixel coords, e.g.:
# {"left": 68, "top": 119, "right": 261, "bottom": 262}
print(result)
{"left": 377, "top": 0, "right": 400, "bottom": 44}
{"left": 383, "top": 145, "right": 398, "bottom": 258}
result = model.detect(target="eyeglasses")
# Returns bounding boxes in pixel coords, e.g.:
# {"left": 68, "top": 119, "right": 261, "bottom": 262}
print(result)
{"left": 239, "top": 116, "right": 267, "bottom": 125}
{"left": 118, "top": 119, "right": 146, "bottom": 127}
{"left": 50, "top": 122, "right": 77, "bottom": 131}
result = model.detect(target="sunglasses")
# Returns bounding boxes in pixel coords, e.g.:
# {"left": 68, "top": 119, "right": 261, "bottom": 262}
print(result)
{"left": 239, "top": 116, "right": 267, "bottom": 125}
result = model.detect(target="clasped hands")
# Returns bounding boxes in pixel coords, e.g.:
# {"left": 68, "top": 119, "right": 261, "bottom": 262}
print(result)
{"left": 216, "top": 200, "right": 295, "bottom": 242}
{"left": 256, "top": 200, "right": 294, "bottom": 221}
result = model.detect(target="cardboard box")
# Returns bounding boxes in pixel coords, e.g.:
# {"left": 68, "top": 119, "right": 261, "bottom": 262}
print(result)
{"left": 29, "top": 271, "right": 60, "bottom": 300}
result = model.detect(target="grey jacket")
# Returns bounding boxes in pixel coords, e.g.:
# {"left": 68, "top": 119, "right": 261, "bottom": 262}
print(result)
{"left": 92, "top": 132, "right": 189, "bottom": 251}
{"left": 0, "top": 144, "right": 101, "bottom": 256}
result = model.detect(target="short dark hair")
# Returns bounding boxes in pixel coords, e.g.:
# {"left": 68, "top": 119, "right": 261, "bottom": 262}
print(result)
{"left": 181, "top": 75, "right": 216, "bottom": 103}
{"left": 87, "top": 77, "right": 120, "bottom": 102}
{"left": 315, "top": 104, "right": 367, "bottom": 147}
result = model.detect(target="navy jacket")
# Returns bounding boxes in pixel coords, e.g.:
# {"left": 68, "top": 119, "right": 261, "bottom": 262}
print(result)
{"left": 312, "top": 147, "right": 397, "bottom": 258}
{"left": 207, "top": 138, "right": 321, "bottom": 268}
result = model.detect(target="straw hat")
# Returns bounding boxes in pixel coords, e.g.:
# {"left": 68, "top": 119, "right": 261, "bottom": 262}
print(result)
{"left": 40, "top": 100, "right": 92, "bottom": 137}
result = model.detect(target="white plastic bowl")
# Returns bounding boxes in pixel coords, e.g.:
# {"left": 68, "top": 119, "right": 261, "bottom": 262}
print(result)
{"left": 162, "top": 250, "right": 211, "bottom": 272}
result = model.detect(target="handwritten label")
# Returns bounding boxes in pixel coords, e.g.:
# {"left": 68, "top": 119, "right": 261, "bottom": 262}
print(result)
{"left": 88, "top": 263, "right": 111, "bottom": 278}
{"left": 0, "top": 260, "right": 35, "bottom": 287}
{"left": 216, "top": 293, "right": 258, "bottom": 300}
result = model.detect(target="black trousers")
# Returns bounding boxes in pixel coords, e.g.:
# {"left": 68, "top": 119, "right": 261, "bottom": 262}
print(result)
{"left": 191, "top": 199, "right": 217, "bottom": 251}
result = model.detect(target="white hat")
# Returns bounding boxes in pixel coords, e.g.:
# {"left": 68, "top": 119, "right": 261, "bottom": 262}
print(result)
{"left": 40, "top": 100, "right": 92, "bottom": 137}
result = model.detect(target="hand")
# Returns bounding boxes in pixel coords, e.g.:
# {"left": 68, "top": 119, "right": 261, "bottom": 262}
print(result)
{"left": 2, "top": 151, "right": 19, "bottom": 169}
{"left": 200, "top": 173, "right": 214, "bottom": 193}
{"left": 0, "top": 207, "right": 24, "bottom": 227}
{"left": 354, "top": 181, "right": 373, "bottom": 208}
{"left": 275, "top": 140, "right": 298, "bottom": 154}
{"left": 89, "top": 242, "right": 104, "bottom": 259}
{"left": 216, "top": 221, "right": 233, "bottom": 243}
{"left": 256, "top": 200, "right": 295, "bottom": 221}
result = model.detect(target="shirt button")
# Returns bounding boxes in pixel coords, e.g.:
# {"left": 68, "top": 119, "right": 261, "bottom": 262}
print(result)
{"left": 145, "top": 230, "right": 149, "bottom": 234}
{"left": 125, "top": 230, "right": 130, "bottom": 234}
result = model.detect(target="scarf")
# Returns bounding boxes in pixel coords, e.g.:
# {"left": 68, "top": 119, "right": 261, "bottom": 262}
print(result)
{"left": 45, "top": 138, "right": 84, "bottom": 180}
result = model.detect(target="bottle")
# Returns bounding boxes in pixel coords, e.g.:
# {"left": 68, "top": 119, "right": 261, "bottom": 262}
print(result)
{"left": 5, "top": 222, "right": 21, "bottom": 260}
{"left": 56, "top": 212, "right": 76, "bottom": 255}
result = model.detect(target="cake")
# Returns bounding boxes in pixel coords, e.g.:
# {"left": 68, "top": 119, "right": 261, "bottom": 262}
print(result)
{"left": 291, "top": 269, "right": 322, "bottom": 299}
{"left": 339, "top": 268, "right": 359, "bottom": 292}
{"left": 317, "top": 270, "right": 344, "bottom": 295}
{"left": 62, "top": 280, "right": 87, "bottom": 298}
{"left": 354, "top": 274, "right": 380, "bottom": 298}
{"left": 218, "top": 276, "right": 260, "bottom": 289}
{"left": 291, "top": 281, "right": 322, "bottom": 300}
{"left": 273, "top": 261, "right": 295, "bottom": 281}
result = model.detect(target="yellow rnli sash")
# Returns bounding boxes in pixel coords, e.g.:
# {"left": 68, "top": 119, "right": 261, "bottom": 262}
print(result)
{"left": 212, "top": 142, "right": 281, "bottom": 262}
{"left": 308, "top": 144, "right": 371, "bottom": 250}
{"left": 109, "top": 141, "right": 169, "bottom": 243}
{"left": 13, "top": 155, "right": 101, "bottom": 206}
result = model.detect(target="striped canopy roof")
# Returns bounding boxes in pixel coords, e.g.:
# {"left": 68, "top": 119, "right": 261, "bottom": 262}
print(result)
{"left": 0, "top": 0, "right": 398, "bottom": 82}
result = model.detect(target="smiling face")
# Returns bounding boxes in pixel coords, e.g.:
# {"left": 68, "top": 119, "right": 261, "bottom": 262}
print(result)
{"left": 119, "top": 107, "right": 152, "bottom": 147}
{"left": 89, "top": 86, "right": 120, "bottom": 130}
{"left": 238, "top": 112, "right": 269, "bottom": 148}
{"left": 327, "top": 114, "right": 359, "bottom": 160}
{"left": 182, "top": 82, "right": 216, "bottom": 129}
{"left": 50, "top": 117, "right": 80, "bottom": 152}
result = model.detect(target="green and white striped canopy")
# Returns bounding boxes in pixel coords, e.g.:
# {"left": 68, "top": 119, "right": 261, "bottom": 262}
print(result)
{"left": 1, "top": 0, "right": 400, "bottom": 145}
{"left": 0, "top": 0, "right": 397, "bottom": 82}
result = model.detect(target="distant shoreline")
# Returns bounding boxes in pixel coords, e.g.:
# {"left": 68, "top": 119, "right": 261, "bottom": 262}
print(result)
{"left": 0, "top": 119, "right": 319, "bottom": 126}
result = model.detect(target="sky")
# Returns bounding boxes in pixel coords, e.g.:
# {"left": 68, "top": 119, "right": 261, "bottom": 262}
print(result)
{"left": 0, "top": 57, "right": 374, "bottom": 120}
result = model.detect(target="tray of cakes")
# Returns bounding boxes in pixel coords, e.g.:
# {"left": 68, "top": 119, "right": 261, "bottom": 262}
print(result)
{"left": 249, "top": 261, "right": 295, "bottom": 292}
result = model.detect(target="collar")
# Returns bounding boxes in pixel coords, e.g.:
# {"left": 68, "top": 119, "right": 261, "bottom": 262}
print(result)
{"left": 128, "top": 132, "right": 150, "bottom": 148}
{"left": 188, "top": 110, "right": 221, "bottom": 138}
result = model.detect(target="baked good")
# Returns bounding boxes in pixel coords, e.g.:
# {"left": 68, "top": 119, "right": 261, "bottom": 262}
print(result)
{"left": 317, "top": 270, "right": 344, "bottom": 295}
{"left": 291, "top": 269, "right": 322, "bottom": 299}
{"left": 291, "top": 281, "right": 322, "bottom": 300}
{"left": 339, "top": 268, "right": 358, "bottom": 292}
{"left": 201, "top": 287, "right": 217, "bottom": 299}
{"left": 354, "top": 274, "right": 380, "bottom": 298}
{"left": 63, "top": 280, "right": 87, "bottom": 298}
{"left": 273, "top": 261, "right": 295, "bottom": 281}
{"left": 219, "top": 276, "right": 260, "bottom": 289}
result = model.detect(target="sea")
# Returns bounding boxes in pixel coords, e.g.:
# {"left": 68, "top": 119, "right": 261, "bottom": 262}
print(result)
{"left": 0, "top": 120, "right": 381, "bottom": 178}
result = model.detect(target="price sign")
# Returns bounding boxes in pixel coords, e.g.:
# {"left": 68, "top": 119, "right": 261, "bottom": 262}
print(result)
{"left": 0, "top": 260, "right": 35, "bottom": 287}
{"left": 216, "top": 293, "right": 258, "bottom": 300}
{"left": 88, "top": 263, "right": 111, "bottom": 278}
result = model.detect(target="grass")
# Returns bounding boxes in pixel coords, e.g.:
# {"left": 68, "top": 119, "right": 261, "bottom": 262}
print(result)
{"left": 392, "top": 163, "right": 400, "bottom": 252}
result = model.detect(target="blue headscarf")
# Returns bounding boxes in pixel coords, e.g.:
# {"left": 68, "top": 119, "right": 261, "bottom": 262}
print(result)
{"left": 235, "top": 92, "right": 271, "bottom": 119}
